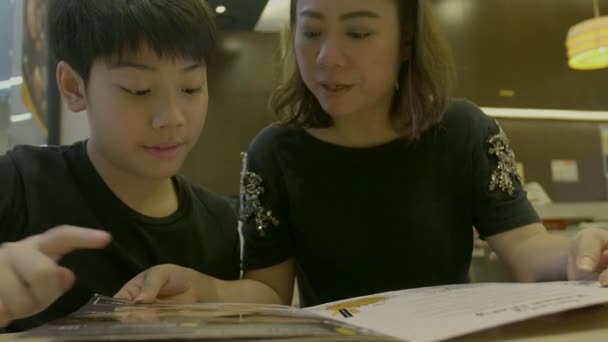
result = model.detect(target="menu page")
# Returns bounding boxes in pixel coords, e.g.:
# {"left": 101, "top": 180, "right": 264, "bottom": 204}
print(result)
{"left": 307, "top": 281, "right": 608, "bottom": 342}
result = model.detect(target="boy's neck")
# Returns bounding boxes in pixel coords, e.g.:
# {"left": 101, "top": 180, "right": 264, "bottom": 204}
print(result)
{"left": 86, "top": 142, "right": 179, "bottom": 218}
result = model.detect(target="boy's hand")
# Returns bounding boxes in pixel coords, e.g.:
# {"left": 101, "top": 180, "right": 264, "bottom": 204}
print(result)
{"left": 0, "top": 226, "right": 111, "bottom": 328}
{"left": 114, "top": 265, "right": 207, "bottom": 304}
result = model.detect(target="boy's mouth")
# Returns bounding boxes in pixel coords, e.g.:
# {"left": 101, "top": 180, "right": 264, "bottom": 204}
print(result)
{"left": 143, "top": 143, "right": 184, "bottom": 158}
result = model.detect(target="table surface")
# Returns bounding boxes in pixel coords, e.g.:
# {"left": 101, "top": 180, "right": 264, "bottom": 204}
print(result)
{"left": 2, "top": 304, "right": 608, "bottom": 342}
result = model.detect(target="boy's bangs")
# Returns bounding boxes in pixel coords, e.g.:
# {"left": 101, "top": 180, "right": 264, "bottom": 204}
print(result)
{"left": 98, "top": 0, "right": 216, "bottom": 64}
{"left": 50, "top": 0, "right": 217, "bottom": 82}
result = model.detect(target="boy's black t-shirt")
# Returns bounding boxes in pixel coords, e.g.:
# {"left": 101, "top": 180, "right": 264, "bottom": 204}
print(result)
{"left": 240, "top": 99, "right": 540, "bottom": 307}
{"left": 0, "top": 141, "right": 240, "bottom": 331}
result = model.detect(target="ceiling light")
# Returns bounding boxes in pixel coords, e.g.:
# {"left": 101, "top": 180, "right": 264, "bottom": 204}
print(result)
{"left": 566, "top": 0, "right": 608, "bottom": 70}
{"left": 215, "top": 6, "right": 226, "bottom": 14}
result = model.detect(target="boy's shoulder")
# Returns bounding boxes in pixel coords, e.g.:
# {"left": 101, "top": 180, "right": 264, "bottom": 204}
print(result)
{"left": 6, "top": 143, "right": 68, "bottom": 160}
{"left": 3, "top": 143, "right": 80, "bottom": 178}
{"left": 0, "top": 143, "right": 85, "bottom": 241}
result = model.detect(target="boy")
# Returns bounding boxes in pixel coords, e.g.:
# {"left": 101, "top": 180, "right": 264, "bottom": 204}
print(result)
{"left": 0, "top": 0, "right": 239, "bottom": 331}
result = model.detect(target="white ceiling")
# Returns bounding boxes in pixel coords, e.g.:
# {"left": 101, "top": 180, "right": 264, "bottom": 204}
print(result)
{"left": 254, "top": 0, "right": 290, "bottom": 32}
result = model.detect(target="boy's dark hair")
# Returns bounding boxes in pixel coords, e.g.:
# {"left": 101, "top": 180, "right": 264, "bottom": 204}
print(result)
{"left": 49, "top": 0, "right": 216, "bottom": 84}
{"left": 271, "top": 0, "right": 456, "bottom": 140}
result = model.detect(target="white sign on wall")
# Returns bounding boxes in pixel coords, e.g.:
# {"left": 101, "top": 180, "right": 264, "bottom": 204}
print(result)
{"left": 551, "top": 160, "right": 580, "bottom": 183}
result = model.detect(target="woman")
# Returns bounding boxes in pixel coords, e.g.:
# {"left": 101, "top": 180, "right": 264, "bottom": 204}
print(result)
{"left": 116, "top": 0, "right": 608, "bottom": 307}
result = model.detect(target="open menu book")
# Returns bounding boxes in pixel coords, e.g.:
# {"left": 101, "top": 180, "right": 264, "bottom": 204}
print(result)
{"left": 18, "top": 281, "right": 608, "bottom": 342}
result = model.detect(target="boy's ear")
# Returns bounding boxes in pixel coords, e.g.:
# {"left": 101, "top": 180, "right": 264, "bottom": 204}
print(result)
{"left": 56, "top": 61, "right": 87, "bottom": 112}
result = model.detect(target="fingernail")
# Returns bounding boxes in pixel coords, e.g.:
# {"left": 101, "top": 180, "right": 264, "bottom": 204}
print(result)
{"left": 92, "top": 231, "right": 111, "bottom": 239}
{"left": 578, "top": 257, "right": 595, "bottom": 271}
{"left": 134, "top": 294, "right": 145, "bottom": 303}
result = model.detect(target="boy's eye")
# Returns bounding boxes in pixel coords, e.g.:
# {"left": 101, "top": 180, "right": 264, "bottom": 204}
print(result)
{"left": 121, "top": 87, "right": 150, "bottom": 96}
{"left": 183, "top": 87, "right": 202, "bottom": 95}
{"left": 348, "top": 31, "right": 372, "bottom": 39}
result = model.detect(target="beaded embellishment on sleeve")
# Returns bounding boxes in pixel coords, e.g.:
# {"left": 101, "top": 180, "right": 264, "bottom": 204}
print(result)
{"left": 487, "top": 124, "right": 522, "bottom": 196}
{"left": 239, "top": 153, "right": 280, "bottom": 237}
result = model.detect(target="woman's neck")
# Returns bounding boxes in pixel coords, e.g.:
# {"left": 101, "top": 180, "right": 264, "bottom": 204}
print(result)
{"left": 309, "top": 113, "right": 399, "bottom": 148}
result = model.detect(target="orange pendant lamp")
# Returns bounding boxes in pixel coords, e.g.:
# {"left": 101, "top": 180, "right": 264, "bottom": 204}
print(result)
{"left": 566, "top": 0, "right": 608, "bottom": 70}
